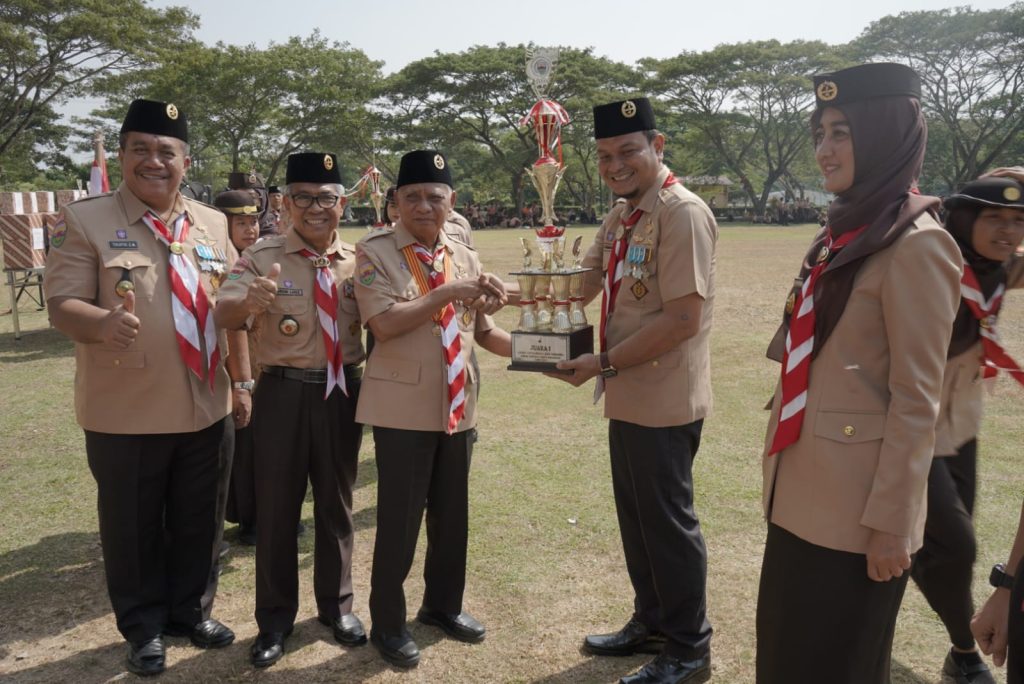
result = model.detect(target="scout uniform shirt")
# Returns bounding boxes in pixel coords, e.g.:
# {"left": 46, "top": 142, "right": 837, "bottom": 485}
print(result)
{"left": 217, "top": 229, "right": 364, "bottom": 370}
{"left": 44, "top": 184, "right": 235, "bottom": 434}
{"left": 582, "top": 166, "right": 718, "bottom": 428}
{"left": 354, "top": 223, "right": 494, "bottom": 432}
{"left": 934, "top": 255, "right": 1024, "bottom": 456}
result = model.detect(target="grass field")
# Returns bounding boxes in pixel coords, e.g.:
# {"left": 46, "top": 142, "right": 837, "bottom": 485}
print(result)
{"left": 1, "top": 223, "right": 1021, "bottom": 683}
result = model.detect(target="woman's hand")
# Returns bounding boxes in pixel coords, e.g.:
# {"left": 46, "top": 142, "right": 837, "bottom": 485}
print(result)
{"left": 865, "top": 529, "right": 911, "bottom": 581}
{"left": 982, "top": 166, "right": 1024, "bottom": 184}
{"left": 972, "top": 588, "right": 1011, "bottom": 666}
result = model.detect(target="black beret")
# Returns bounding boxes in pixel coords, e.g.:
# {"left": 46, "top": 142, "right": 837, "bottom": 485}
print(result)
{"left": 228, "top": 171, "right": 265, "bottom": 190}
{"left": 285, "top": 152, "right": 343, "bottom": 185}
{"left": 813, "top": 63, "right": 921, "bottom": 109}
{"left": 593, "top": 97, "right": 656, "bottom": 139}
{"left": 267, "top": 185, "right": 281, "bottom": 194}
{"left": 214, "top": 190, "right": 259, "bottom": 216}
{"left": 944, "top": 177, "right": 1024, "bottom": 211}
{"left": 396, "top": 150, "right": 452, "bottom": 188}
{"left": 120, "top": 98, "right": 188, "bottom": 143}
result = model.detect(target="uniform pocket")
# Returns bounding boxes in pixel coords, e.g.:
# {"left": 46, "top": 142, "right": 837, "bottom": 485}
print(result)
{"left": 813, "top": 410, "right": 886, "bottom": 444}
{"left": 102, "top": 253, "right": 155, "bottom": 270}
{"left": 366, "top": 355, "right": 420, "bottom": 385}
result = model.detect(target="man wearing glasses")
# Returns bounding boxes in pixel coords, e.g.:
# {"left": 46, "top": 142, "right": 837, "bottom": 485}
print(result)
{"left": 215, "top": 152, "right": 367, "bottom": 668}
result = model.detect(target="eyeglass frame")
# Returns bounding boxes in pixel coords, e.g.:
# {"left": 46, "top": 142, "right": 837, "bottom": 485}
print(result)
{"left": 289, "top": 192, "right": 342, "bottom": 209}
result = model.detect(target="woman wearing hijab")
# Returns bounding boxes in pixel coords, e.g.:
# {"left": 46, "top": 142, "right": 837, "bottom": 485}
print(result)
{"left": 756, "top": 63, "right": 963, "bottom": 684}
{"left": 911, "top": 175, "right": 1024, "bottom": 684}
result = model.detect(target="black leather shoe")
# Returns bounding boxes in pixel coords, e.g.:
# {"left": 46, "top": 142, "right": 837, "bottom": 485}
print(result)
{"left": 416, "top": 608, "right": 486, "bottom": 643}
{"left": 164, "top": 618, "right": 235, "bottom": 649}
{"left": 126, "top": 636, "right": 165, "bottom": 677}
{"left": 318, "top": 612, "right": 367, "bottom": 646}
{"left": 583, "top": 618, "right": 666, "bottom": 656}
{"left": 250, "top": 629, "right": 291, "bottom": 668}
{"left": 942, "top": 649, "right": 997, "bottom": 684}
{"left": 620, "top": 653, "right": 711, "bottom": 684}
{"left": 370, "top": 629, "right": 420, "bottom": 669}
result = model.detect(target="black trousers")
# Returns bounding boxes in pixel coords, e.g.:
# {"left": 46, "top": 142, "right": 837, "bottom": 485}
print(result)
{"left": 608, "top": 419, "right": 711, "bottom": 659}
{"left": 226, "top": 422, "right": 256, "bottom": 529}
{"left": 911, "top": 438, "right": 978, "bottom": 649}
{"left": 199, "top": 419, "right": 234, "bottom": 619}
{"left": 1011, "top": 568, "right": 1024, "bottom": 684}
{"left": 252, "top": 374, "right": 362, "bottom": 632}
{"left": 757, "top": 523, "right": 911, "bottom": 684}
{"left": 369, "top": 427, "right": 472, "bottom": 633}
{"left": 84, "top": 417, "right": 230, "bottom": 643}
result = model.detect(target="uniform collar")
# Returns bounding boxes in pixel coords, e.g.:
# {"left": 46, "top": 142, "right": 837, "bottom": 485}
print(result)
{"left": 630, "top": 165, "right": 671, "bottom": 215}
{"left": 117, "top": 182, "right": 190, "bottom": 226}
{"left": 392, "top": 220, "right": 453, "bottom": 254}
{"left": 284, "top": 225, "right": 345, "bottom": 258}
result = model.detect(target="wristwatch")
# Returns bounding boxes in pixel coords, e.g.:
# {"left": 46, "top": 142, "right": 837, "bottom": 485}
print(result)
{"left": 233, "top": 380, "right": 255, "bottom": 392}
{"left": 990, "top": 563, "right": 1015, "bottom": 590}
{"left": 599, "top": 352, "right": 618, "bottom": 379}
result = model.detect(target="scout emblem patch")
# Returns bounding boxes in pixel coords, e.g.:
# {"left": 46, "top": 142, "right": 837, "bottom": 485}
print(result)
{"left": 785, "top": 291, "right": 796, "bottom": 315}
{"left": 279, "top": 316, "right": 299, "bottom": 336}
{"left": 117, "top": 230, "right": 128, "bottom": 239}
{"left": 461, "top": 309, "right": 473, "bottom": 326}
{"left": 342, "top": 278, "right": 355, "bottom": 299}
{"left": 816, "top": 81, "right": 838, "bottom": 102}
{"left": 166, "top": 103, "right": 179, "bottom": 120}
{"left": 49, "top": 217, "right": 68, "bottom": 248}
{"left": 323, "top": 154, "right": 334, "bottom": 171}
{"left": 631, "top": 280, "right": 649, "bottom": 300}
{"left": 227, "top": 256, "right": 250, "bottom": 280}
{"left": 358, "top": 260, "right": 377, "bottom": 286}
{"left": 434, "top": 154, "right": 445, "bottom": 170}
{"left": 349, "top": 320, "right": 361, "bottom": 336}
{"left": 621, "top": 100, "right": 637, "bottom": 118}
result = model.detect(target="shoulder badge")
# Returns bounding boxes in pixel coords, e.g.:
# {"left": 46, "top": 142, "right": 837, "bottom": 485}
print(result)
{"left": 49, "top": 215, "right": 68, "bottom": 248}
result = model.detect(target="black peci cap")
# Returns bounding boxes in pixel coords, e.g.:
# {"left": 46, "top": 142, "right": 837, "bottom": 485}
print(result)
{"left": 812, "top": 63, "right": 921, "bottom": 110}
{"left": 396, "top": 150, "right": 452, "bottom": 188}
{"left": 285, "top": 152, "right": 343, "bottom": 185}
{"left": 267, "top": 185, "right": 281, "bottom": 194}
{"left": 593, "top": 97, "right": 656, "bottom": 139}
{"left": 214, "top": 190, "right": 259, "bottom": 215}
{"left": 944, "top": 177, "right": 1024, "bottom": 211}
{"left": 228, "top": 171, "right": 265, "bottom": 190}
{"left": 121, "top": 98, "right": 188, "bottom": 143}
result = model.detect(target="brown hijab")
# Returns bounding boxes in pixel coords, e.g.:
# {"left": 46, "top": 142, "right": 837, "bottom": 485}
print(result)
{"left": 770, "top": 95, "right": 940, "bottom": 360}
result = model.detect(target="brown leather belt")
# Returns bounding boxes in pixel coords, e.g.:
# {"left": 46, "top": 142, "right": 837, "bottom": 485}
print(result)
{"left": 261, "top": 365, "right": 362, "bottom": 384}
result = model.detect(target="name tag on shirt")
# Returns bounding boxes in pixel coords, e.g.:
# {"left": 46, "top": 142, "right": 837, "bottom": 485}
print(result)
{"left": 108, "top": 240, "right": 139, "bottom": 249}
{"left": 276, "top": 287, "right": 304, "bottom": 296}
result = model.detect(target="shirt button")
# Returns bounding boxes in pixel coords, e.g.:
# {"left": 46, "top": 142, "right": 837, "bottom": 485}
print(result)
{"left": 114, "top": 359, "right": 121, "bottom": 367}
{"left": 843, "top": 425, "right": 855, "bottom": 437}
{"left": 391, "top": 371, "right": 398, "bottom": 378}
{"left": 652, "top": 360, "right": 659, "bottom": 367}
{"left": 126, "top": 261, "right": 132, "bottom": 267}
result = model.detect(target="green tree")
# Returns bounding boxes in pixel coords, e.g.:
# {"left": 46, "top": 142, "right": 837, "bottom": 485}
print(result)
{"left": 0, "top": 0, "right": 195, "bottom": 169}
{"left": 854, "top": 4, "right": 1024, "bottom": 191}
{"left": 648, "top": 40, "right": 844, "bottom": 214}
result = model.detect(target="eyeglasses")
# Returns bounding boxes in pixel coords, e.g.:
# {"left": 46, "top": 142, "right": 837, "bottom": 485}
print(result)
{"left": 291, "top": 193, "right": 341, "bottom": 209}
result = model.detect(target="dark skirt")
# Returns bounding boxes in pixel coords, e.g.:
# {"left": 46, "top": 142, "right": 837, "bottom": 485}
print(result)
{"left": 1011, "top": 566, "right": 1024, "bottom": 684}
{"left": 756, "top": 523, "right": 910, "bottom": 684}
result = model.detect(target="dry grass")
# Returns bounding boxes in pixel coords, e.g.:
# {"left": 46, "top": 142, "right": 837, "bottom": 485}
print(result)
{"left": 0, "top": 224, "right": 1020, "bottom": 683}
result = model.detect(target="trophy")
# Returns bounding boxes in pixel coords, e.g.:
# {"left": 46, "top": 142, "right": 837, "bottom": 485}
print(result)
{"left": 508, "top": 47, "right": 594, "bottom": 372}
{"left": 366, "top": 163, "right": 384, "bottom": 227}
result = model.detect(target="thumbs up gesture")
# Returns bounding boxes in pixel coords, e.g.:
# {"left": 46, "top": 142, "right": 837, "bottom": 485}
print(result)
{"left": 245, "top": 262, "right": 280, "bottom": 314}
{"left": 103, "top": 289, "right": 141, "bottom": 349}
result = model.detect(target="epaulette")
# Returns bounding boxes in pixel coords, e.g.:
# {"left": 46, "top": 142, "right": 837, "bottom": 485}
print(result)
{"left": 67, "top": 192, "right": 113, "bottom": 206}
{"left": 184, "top": 196, "right": 218, "bottom": 211}
{"left": 249, "top": 234, "right": 286, "bottom": 253}
{"left": 445, "top": 231, "right": 476, "bottom": 251}
{"left": 362, "top": 227, "right": 393, "bottom": 241}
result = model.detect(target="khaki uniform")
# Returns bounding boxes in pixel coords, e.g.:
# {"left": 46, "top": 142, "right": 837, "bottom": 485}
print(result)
{"left": 44, "top": 183, "right": 235, "bottom": 643}
{"left": 580, "top": 166, "right": 717, "bottom": 660}
{"left": 218, "top": 228, "right": 364, "bottom": 631}
{"left": 761, "top": 215, "right": 962, "bottom": 555}
{"left": 354, "top": 222, "right": 493, "bottom": 633}
{"left": 913, "top": 254, "right": 1024, "bottom": 651}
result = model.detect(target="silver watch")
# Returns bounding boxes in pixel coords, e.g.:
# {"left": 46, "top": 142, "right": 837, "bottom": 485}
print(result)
{"left": 232, "top": 380, "right": 255, "bottom": 392}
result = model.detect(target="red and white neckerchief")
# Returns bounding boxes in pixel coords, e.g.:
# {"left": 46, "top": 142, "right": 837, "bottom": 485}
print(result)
{"left": 768, "top": 224, "right": 867, "bottom": 455}
{"left": 142, "top": 211, "right": 220, "bottom": 391}
{"left": 961, "top": 264, "right": 1024, "bottom": 387}
{"left": 298, "top": 248, "right": 347, "bottom": 399}
{"left": 408, "top": 243, "right": 465, "bottom": 434}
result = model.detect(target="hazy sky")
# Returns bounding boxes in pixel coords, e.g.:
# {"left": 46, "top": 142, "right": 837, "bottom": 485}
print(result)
{"left": 149, "top": 0, "right": 1014, "bottom": 72}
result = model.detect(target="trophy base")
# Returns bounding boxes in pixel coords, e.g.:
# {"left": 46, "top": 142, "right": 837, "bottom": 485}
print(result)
{"left": 507, "top": 326, "right": 594, "bottom": 373}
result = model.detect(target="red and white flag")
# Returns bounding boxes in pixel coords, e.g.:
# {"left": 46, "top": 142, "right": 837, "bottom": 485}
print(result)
{"left": 89, "top": 136, "right": 110, "bottom": 196}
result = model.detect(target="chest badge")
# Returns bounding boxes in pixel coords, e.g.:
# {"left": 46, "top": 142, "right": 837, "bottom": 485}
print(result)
{"left": 630, "top": 280, "right": 649, "bottom": 300}
{"left": 279, "top": 316, "right": 300, "bottom": 336}
{"left": 785, "top": 291, "right": 796, "bottom": 315}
